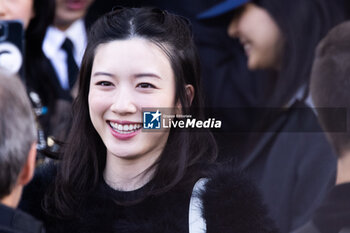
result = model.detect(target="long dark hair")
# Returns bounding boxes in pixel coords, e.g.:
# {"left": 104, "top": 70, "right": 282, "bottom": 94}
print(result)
{"left": 47, "top": 7, "right": 217, "bottom": 218}
{"left": 257, "top": 0, "right": 345, "bottom": 106}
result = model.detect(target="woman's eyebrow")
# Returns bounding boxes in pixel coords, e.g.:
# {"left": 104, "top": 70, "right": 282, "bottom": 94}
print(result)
{"left": 92, "top": 71, "right": 116, "bottom": 78}
{"left": 135, "top": 73, "right": 162, "bottom": 79}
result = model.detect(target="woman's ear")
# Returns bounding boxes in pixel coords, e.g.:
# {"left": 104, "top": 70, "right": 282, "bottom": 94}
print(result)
{"left": 185, "top": 84, "right": 195, "bottom": 106}
{"left": 175, "top": 85, "right": 195, "bottom": 115}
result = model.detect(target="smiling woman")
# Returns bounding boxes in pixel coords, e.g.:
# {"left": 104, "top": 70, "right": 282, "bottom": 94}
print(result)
{"left": 227, "top": 3, "right": 283, "bottom": 70}
{"left": 89, "top": 38, "right": 177, "bottom": 190}
{"left": 225, "top": 0, "right": 344, "bottom": 106}
{"left": 20, "top": 7, "right": 277, "bottom": 233}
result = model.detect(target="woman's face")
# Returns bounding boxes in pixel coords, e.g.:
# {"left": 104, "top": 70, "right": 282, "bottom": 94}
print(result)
{"left": 0, "top": 0, "right": 34, "bottom": 29}
{"left": 227, "top": 3, "right": 283, "bottom": 70}
{"left": 88, "top": 38, "right": 176, "bottom": 165}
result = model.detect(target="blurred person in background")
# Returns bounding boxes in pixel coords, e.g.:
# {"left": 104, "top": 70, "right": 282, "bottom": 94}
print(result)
{"left": 0, "top": 72, "right": 43, "bottom": 233}
{"left": 199, "top": 0, "right": 346, "bottom": 232}
{"left": 43, "top": 0, "right": 94, "bottom": 95}
{"left": 293, "top": 20, "right": 350, "bottom": 233}
{"left": 38, "top": 0, "right": 94, "bottom": 143}
{"left": 0, "top": 0, "right": 57, "bottom": 159}
{"left": 0, "top": 0, "right": 34, "bottom": 28}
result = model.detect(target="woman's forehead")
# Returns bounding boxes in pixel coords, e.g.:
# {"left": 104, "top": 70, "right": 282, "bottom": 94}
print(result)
{"left": 90, "top": 38, "right": 174, "bottom": 81}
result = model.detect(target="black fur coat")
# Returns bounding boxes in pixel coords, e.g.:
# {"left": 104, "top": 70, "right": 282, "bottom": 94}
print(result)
{"left": 20, "top": 163, "right": 278, "bottom": 233}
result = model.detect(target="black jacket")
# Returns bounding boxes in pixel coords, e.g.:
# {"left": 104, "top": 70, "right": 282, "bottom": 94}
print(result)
{"left": 20, "top": 163, "right": 278, "bottom": 233}
{"left": 238, "top": 101, "right": 337, "bottom": 233}
{"left": 0, "top": 203, "right": 45, "bottom": 233}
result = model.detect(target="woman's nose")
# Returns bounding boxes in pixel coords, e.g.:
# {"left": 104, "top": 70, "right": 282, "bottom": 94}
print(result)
{"left": 110, "top": 87, "right": 137, "bottom": 115}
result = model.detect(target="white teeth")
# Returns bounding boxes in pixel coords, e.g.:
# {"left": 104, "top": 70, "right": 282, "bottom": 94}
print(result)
{"left": 109, "top": 121, "right": 142, "bottom": 134}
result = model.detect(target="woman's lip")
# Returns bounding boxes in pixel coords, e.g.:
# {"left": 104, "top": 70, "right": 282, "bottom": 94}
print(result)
{"left": 108, "top": 120, "right": 142, "bottom": 125}
{"left": 109, "top": 124, "right": 141, "bottom": 140}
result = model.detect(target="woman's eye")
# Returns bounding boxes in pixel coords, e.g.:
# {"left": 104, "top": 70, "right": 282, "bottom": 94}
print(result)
{"left": 96, "top": 81, "right": 112, "bottom": 86}
{"left": 137, "top": 83, "right": 155, "bottom": 88}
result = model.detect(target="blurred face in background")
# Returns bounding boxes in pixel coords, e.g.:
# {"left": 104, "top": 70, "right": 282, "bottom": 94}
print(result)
{"left": 0, "top": 0, "right": 34, "bottom": 29}
{"left": 54, "top": 0, "right": 94, "bottom": 31}
{"left": 227, "top": 3, "right": 283, "bottom": 70}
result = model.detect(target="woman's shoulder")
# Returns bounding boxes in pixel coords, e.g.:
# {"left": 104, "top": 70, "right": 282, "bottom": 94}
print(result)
{"left": 201, "top": 163, "right": 278, "bottom": 233}
{"left": 19, "top": 161, "right": 58, "bottom": 220}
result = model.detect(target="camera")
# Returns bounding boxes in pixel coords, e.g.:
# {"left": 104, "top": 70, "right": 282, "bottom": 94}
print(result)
{"left": 0, "top": 20, "right": 24, "bottom": 80}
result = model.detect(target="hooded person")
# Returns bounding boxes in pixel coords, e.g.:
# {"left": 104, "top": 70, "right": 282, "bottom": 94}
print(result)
{"left": 198, "top": 0, "right": 346, "bottom": 232}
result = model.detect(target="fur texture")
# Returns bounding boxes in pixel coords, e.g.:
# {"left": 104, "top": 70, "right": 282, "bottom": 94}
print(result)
{"left": 202, "top": 165, "right": 277, "bottom": 233}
